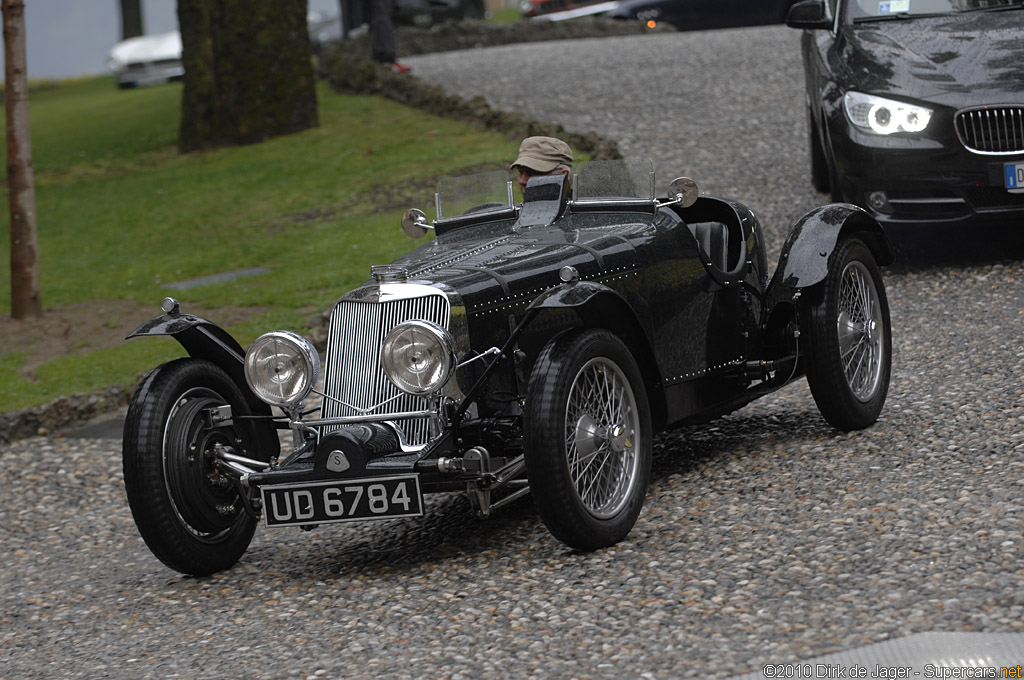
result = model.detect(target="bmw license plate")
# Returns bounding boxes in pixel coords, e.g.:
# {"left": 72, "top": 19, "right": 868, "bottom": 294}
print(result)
{"left": 261, "top": 475, "right": 423, "bottom": 528}
{"left": 1005, "top": 162, "right": 1024, "bottom": 194}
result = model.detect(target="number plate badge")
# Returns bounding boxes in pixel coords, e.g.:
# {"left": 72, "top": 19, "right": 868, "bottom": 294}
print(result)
{"left": 261, "top": 475, "right": 424, "bottom": 528}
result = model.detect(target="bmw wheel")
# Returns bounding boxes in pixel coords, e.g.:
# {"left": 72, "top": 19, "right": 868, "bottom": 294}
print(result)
{"left": 524, "top": 329, "right": 652, "bottom": 550}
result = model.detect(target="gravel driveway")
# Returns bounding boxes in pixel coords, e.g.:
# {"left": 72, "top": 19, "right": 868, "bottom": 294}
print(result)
{"left": 3, "top": 26, "right": 1023, "bottom": 680}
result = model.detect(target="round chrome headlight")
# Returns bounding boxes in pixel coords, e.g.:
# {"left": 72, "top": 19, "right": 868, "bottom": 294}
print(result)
{"left": 244, "top": 331, "right": 320, "bottom": 408}
{"left": 381, "top": 320, "right": 456, "bottom": 396}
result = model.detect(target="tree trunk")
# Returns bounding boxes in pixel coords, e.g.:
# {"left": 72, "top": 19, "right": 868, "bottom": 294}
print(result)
{"left": 120, "top": 0, "right": 144, "bottom": 39}
{"left": 178, "top": 0, "right": 319, "bottom": 153}
{"left": 3, "top": 0, "right": 41, "bottom": 319}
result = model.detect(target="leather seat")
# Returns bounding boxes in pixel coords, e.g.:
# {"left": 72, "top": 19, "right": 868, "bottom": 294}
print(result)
{"left": 692, "top": 221, "right": 730, "bottom": 272}
{"left": 688, "top": 218, "right": 747, "bottom": 286}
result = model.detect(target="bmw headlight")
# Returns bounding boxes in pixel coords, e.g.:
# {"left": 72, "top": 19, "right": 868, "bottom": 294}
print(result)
{"left": 382, "top": 320, "right": 456, "bottom": 396}
{"left": 844, "top": 91, "right": 932, "bottom": 135}
{"left": 244, "top": 331, "right": 320, "bottom": 408}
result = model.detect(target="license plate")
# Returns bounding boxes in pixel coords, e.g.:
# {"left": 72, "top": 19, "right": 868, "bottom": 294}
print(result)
{"left": 1005, "top": 162, "right": 1024, "bottom": 194}
{"left": 261, "top": 475, "right": 423, "bottom": 528}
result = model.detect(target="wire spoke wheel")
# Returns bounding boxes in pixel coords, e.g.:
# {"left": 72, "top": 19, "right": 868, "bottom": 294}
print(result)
{"left": 803, "top": 237, "right": 892, "bottom": 431}
{"left": 525, "top": 329, "right": 652, "bottom": 551}
{"left": 836, "top": 260, "right": 885, "bottom": 402}
{"left": 565, "top": 358, "right": 641, "bottom": 519}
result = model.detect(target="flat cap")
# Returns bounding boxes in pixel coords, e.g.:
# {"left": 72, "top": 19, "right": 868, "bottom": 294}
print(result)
{"left": 511, "top": 136, "right": 574, "bottom": 173}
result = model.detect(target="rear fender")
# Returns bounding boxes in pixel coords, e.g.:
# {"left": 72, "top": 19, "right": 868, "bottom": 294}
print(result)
{"left": 767, "top": 203, "right": 893, "bottom": 298}
{"left": 127, "top": 300, "right": 275, "bottom": 424}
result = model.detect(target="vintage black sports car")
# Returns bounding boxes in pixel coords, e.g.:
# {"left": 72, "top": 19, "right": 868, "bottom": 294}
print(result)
{"left": 123, "top": 159, "right": 894, "bottom": 575}
{"left": 787, "top": 0, "right": 1024, "bottom": 228}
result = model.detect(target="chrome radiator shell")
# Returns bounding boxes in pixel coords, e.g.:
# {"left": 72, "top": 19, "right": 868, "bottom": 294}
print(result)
{"left": 319, "top": 282, "right": 467, "bottom": 445}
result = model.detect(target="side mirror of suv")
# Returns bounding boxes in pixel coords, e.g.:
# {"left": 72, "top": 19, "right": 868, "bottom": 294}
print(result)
{"left": 786, "top": 0, "right": 832, "bottom": 30}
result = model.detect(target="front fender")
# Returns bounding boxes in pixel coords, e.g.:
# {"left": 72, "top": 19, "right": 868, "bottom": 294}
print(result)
{"left": 525, "top": 280, "right": 667, "bottom": 430}
{"left": 127, "top": 304, "right": 273, "bottom": 421}
{"left": 526, "top": 280, "right": 614, "bottom": 311}
{"left": 771, "top": 203, "right": 893, "bottom": 290}
{"left": 526, "top": 280, "right": 651, "bottom": 353}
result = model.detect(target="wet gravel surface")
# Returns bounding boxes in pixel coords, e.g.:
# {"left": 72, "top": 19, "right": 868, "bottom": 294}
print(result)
{"left": 4, "top": 25, "right": 1024, "bottom": 680}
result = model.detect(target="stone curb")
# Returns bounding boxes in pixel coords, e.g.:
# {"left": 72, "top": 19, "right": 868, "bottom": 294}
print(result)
{"left": 0, "top": 385, "right": 132, "bottom": 443}
{"left": 364, "top": 16, "right": 674, "bottom": 60}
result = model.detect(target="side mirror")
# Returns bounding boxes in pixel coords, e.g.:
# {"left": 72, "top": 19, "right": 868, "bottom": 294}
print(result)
{"left": 666, "top": 177, "right": 700, "bottom": 208}
{"left": 401, "top": 208, "right": 433, "bottom": 239}
{"left": 786, "top": 0, "right": 832, "bottom": 29}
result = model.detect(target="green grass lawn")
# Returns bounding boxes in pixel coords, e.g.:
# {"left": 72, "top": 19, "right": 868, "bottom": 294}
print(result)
{"left": 0, "top": 75, "right": 518, "bottom": 412}
{"left": 487, "top": 7, "right": 525, "bottom": 23}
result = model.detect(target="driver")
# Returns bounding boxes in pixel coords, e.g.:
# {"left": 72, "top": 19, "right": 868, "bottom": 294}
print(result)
{"left": 510, "top": 136, "right": 573, "bottom": 198}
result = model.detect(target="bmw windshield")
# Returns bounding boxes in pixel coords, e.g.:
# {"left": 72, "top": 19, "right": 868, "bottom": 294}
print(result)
{"left": 846, "top": 0, "right": 1022, "bottom": 22}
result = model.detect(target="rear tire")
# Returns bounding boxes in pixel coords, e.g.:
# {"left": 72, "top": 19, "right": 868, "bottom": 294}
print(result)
{"left": 524, "top": 329, "right": 652, "bottom": 550}
{"left": 123, "top": 358, "right": 263, "bottom": 575}
{"left": 802, "top": 237, "right": 891, "bottom": 430}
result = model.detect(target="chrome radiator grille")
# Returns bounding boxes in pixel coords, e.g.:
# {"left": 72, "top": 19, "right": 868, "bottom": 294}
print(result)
{"left": 320, "top": 290, "right": 450, "bottom": 445}
{"left": 955, "top": 106, "right": 1024, "bottom": 154}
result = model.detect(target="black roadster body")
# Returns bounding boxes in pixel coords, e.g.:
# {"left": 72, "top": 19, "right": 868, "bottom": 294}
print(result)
{"left": 124, "top": 159, "right": 894, "bottom": 575}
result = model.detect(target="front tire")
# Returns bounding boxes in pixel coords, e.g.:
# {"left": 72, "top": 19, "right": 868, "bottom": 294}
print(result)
{"left": 123, "top": 358, "right": 263, "bottom": 575}
{"left": 524, "top": 329, "right": 652, "bottom": 550}
{"left": 802, "top": 237, "right": 892, "bottom": 431}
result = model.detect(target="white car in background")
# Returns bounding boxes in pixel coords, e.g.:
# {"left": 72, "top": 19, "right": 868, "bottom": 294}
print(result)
{"left": 107, "top": 11, "right": 329, "bottom": 90}
{"left": 107, "top": 31, "right": 183, "bottom": 89}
